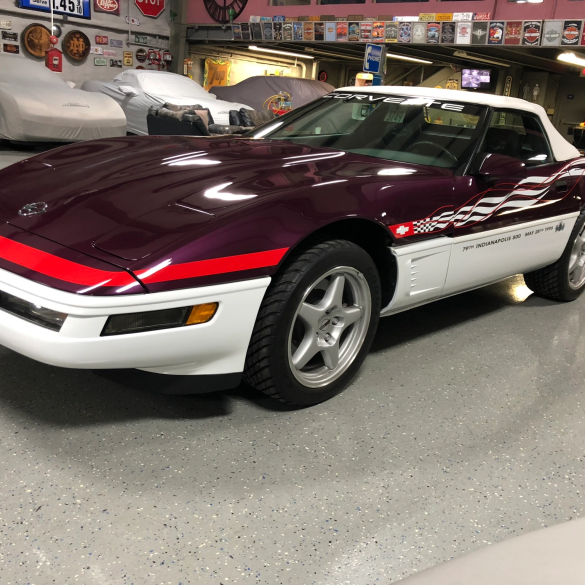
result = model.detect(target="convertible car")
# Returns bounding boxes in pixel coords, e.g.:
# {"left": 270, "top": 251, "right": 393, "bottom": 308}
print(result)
{"left": 0, "top": 55, "right": 126, "bottom": 142}
{"left": 0, "top": 87, "right": 584, "bottom": 406}
{"left": 81, "top": 70, "right": 251, "bottom": 135}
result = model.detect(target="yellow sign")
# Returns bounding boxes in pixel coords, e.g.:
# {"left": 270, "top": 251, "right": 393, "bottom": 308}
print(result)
{"left": 436, "top": 13, "right": 453, "bottom": 22}
{"left": 123, "top": 51, "right": 133, "bottom": 66}
{"left": 203, "top": 58, "right": 231, "bottom": 91}
{"left": 446, "top": 78, "right": 458, "bottom": 90}
{"left": 418, "top": 13, "right": 436, "bottom": 22}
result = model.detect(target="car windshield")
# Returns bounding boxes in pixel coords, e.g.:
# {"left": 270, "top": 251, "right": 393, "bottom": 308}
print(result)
{"left": 139, "top": 73, "right": 212, "bottom": 100}
{"left": 251, "top": 92, "right": 487, "bottom": 169}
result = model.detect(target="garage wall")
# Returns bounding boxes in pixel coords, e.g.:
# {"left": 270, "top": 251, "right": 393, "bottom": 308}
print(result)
{"left": 0, "top": 0, "right": 170, "bottom": 86}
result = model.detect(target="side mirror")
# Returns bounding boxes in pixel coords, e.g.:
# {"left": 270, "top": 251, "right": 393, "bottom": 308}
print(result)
{"left": 472, "top": 152, "right": 527, "bottom": 180}
{"left": 118, "top": 85, "right": 138, "bottom": 97}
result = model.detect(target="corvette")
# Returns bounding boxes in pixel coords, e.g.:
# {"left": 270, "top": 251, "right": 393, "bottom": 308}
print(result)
{"left": 0, "top": 86, "right": 584, "bottom": 406}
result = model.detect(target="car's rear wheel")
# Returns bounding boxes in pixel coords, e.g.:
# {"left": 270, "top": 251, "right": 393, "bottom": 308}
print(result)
{"left": 243, "top": 240, "right": 381, "bottom": 406}
{"left": 524, "top": 210, "right": 585, "bottom": 302}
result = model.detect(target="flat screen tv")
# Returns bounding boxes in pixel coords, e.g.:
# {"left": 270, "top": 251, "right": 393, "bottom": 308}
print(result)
{"left": 461, "top": 69, "right": 491, "bottom": 90}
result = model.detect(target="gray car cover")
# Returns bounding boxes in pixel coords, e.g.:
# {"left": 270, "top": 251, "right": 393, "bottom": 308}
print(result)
{"left": 210, "top": 77, "right": 334, "bottom": 111}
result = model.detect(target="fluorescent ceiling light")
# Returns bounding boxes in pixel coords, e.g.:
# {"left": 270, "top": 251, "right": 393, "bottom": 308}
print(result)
{"left": 557, "top": 52, "right": 585, "bottom": 67}
{"left": 249, "top": 45, "right": 314, "bottom": 59}
{"left": 453, "top": 50, "right": 511, "bottom": 68}
{"left": 304, "top": 47, "right": 364, "bottom": 61}
{"left": 386, "top": 52, "right": 432, "bottom": 64}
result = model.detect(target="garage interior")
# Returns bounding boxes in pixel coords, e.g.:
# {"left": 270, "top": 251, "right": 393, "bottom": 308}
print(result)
{"left": 2, "top": 1, "right": 585, "bottom": 584}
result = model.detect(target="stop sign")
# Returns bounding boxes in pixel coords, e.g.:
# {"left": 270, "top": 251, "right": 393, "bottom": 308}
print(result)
{"left": 135, "top": 0, "right": 164, "bottom": 18}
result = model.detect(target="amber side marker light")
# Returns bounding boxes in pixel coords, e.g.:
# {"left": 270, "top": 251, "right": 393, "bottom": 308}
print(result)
{"left": 101, "top": 302, "right": 219, "bottom": 336}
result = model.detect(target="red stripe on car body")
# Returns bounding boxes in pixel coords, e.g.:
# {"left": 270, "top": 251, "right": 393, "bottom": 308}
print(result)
{"left": 136, "top": 248, "right": 289, "bottom": 283}
{"left": 0, "top": 235, "right": 135, "bottom": 287}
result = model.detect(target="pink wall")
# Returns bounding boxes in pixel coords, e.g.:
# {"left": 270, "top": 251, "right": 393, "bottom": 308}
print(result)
{"left": 188, "top": 0, "right": 585, "bottom": 26}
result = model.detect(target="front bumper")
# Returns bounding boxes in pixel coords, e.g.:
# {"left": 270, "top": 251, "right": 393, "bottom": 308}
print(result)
{"left": 0, "top": 266, "right": 269, "bottom": 376}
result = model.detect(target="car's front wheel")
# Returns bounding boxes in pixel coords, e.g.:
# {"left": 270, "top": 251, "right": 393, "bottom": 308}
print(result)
{"left": 524, "top": 210, "right": 585, "bottom": 301}
{"left": 244, "top": 239, "right": 381, "bottom": 406}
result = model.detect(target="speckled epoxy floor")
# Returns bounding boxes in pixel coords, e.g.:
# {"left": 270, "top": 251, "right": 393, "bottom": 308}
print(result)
{"left": 1, "top": 273, "right": 584, "bottom": 584}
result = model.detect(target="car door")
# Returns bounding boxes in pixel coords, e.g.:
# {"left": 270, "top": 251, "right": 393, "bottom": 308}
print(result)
{"left": 443, "top": 107, "right": 580, "bottom": 296}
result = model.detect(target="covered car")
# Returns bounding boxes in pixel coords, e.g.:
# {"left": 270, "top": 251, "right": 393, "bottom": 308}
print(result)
{"left": 0, "top": 55, "right": 126, "bottom": 143}
{"left": 81, "top": 70, "right": 251, "bottom": 135}
{"left": 210, "top": 76, "right": 335, "bottom": 111}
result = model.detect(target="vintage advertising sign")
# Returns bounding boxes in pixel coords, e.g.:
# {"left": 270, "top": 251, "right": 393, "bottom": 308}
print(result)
{"left": 385, "top": 22, "right": 398, "bottom": 42}
{"left": 412, "top": 21, "right": 426, "bottom": 43}
{"left": 292, "top": 22, "right": 302, "bottom": 41}
{"left": 95, "top": 35, "right": 108, "bottom": 44}
{"left": 134, "top": 34, "right": 147, "bottom": 44}
{"left": 19, "top": 0, "right": 91, "bottom": 19}
{"left": 336, "top": 22, "right": 347, "bottom": 42}
{"left": 135, "top": 0, "right": 164, "bottom": 18}
{"left": 418, "top": 13, "right": 436, "bottom": 22}
{"left": 313, "top": 22, "right": 323, "bottom": 41}
{"left": 0, "top": 20, "right": 12, "bottom": 29}
{"left": 471, "top": 22, "right": 488, "bottom": 45}
{"left": 488, "top": 21, "right": 505, "bottom": 45}
{"left": 303, "top": 22, "right": 313, "bottom": 41}
{"left": 436, "top": 13, "right": 452, "bottom": 22}
{"left": 542, "top": 20, "right": 562, "bottom": 46}
{"left": 522, "top": 21, "right": 542, "bottom": 46}
{"left": 110, "top": 38, "right": 123, "bottom": 47}
{"left": 282, "top": 22, "right": 292, "bottom": 41}
{"left": 427, "top": 22, "right": 440, "bottom": 44}
{"left": 456, "top": 21, "right": 472, "bottom": 44}
{"left": 94, "top": 57, "right": 106, "bottom": 65}
{"left": 505, "top": 21, "right": 522, "bottom": 45}
{"left": 561, "top": 20, "right": 582, "bottom": 46}
{"left": 135, "top": 47, "right": 147, "bottom": 62}
{"left": 89, "top": 46, "right": 103, "bottom": 54}
{"left": 22, "top": 23, "right": 51, "bottom": 57}
{"left": 123, "top": 51, "right": 132, "bottom": 65}
{"left": 348, "top": 21, "right": 360, "bottom": 41}
{"left": 263, "top": 21, "right": 273, "bottom": 40}
{"left": 360, "top": 21, "right": 372, "bottom": 42}
{"left": 398, "top": 22, "right": 412, "bottom": 43}
{"left": 103, "top": 48, "right": 116, "bottom": 56}
{"left": 3, "top": 43, "right": 19, "bottom": 53}
{"left": 372, "top": 21, "right": 385, "bottom": 42}
{"left": 110, "top": 58, "right": 122, "bottom": 67}
{"left": 474, "top": 13, "right": 491, "bottom": 21}
{"left": 325, "top": 22, "right": 336, "bottom": 41}
{"left": 1, "top": 31, "right": 18, "bottom": 41}
{"left": 441, "top": 22, "right": 455, "bottom": 44}
{"left": 453, "top": 13, "right": 473, "bottom": 22}
{"left": 273, "top": 15, "right": 285, "bottom": 22}
{"left": 232, "top": 24, "right": 242, "bottom": 40}
{"left": 240, "top": 22, "right": 250, "bottom": 41}
{"left": 204, "top": 58, "right": 230, "bottom": 90}
{"left": 94, "top": 0, "right": 119, "bottom": 15}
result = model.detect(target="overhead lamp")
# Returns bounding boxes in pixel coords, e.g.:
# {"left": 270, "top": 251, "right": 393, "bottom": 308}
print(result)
{"left": 453, "top": 50, "right": 510, "bottom": 67}
{"left": 557, "top": 52, "right": 585, "bottom": 67}
{"left": 304, "top": 47, "right": 364, "bottom": 62}
{"left": 248, "top": 45, "right": 314, "bottom": 59}
{"left": 385, "top": 52, "right": 432, "bottom": 65}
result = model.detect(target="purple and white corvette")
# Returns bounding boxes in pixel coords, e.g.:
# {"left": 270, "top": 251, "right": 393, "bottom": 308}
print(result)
{"left": 0, "top": 87, "right": 584, "bottom": 405}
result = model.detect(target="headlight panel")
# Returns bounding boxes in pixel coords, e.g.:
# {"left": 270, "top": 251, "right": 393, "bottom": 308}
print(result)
{"left": 0, "top": 290, "right": 68, "bottom": 332}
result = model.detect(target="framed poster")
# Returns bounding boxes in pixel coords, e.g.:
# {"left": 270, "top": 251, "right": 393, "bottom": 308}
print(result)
{"left": 360, "top": 21, "right": 372, "bottom": 42}
{"left": 385, "top": 22, "right": 398, "bottom": 43}
{"left": 263, "top": 21, "right": 273, "bottom": 40}
{"left": 303, "top": 22, "right": 314, "bottom": 41}
{"left": 336, "top": 22, "right": 347, "bottom": 42}
{"left": 282, "top": 22, "right": 292, "bottom": 41}
{"left": 505, "top": 21, "right": 522, "bottom": 45}
{"left": 412, "top": 22, "right": 426, "bottom": 43}
{"left": 293, "top": 22, "right": 303, "bottom": 40}
{"left": 471, "top": 21, "right": 488, "bottom": 45}
{"left": 541, "top": 20, "right": 561, "bottom": 46}
{"left": 348, "top": 22, "right": 360, "bottom": 42}
{"left": 325, "top": 22, "right": 336, "bottom": 41}
{"left": 456, "top": 21, "right": 472, "bottom": 44}
{"left": 240, "top": 22, "right": 251, "bottom": 41}
{"left": 522, "top": 21, "right": 542, "bottom": 46}
{"left": 314, "top": 22, "right": 324, "bottom": 41}
{"left": 273, "top": 22, "right": 283, "bottom": 40}
{"left": 427, "top": 22, "right": 440, "bottom": 44}
{"left": 19, "top": 0, "right": 91, "bottom": 20}
{"left": 250, "top": 22, "right": 263, "bottom": 40}
{"left": 441, "top": 22, "right": 455, "bottom": 44}
{"left": 372, "top": 21, "right": 385, "bottom": 42}
{"left": 488, "top": 21, "right": 505, "bottom": 45}
{"left": 232, "top": 24, "right": 242, "bottom": 40}
{"left": 398, "top": 22, "right": 412, "bottom": 43}
{"left": 561, "top": 20, "right": 582, "bottom": 46}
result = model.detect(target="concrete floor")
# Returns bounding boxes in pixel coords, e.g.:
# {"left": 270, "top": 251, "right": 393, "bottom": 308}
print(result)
{"left": 1, "top": 148, "right": 585, "bottom": 584}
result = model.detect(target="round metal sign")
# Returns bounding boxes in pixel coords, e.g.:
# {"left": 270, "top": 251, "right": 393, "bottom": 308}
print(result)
{"left": 136, "top": 48, "right": 147, "bottom": 62}
{"left": 63, "top": 30, "right": 91, "bottom": 61}
{"left": 22, "top": 23, "right": 52, "bottom": 59}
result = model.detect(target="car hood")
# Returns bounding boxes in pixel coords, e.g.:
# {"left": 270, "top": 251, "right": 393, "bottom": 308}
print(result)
{"left": 0, "top": 135, "right": 435, "bottom": 264}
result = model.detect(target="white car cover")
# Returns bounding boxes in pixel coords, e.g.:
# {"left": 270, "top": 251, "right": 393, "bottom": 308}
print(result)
{"left": 0, "top": 55, "right": 127, "bottom": 143}
{"left": 81, "top": 70, "right": 252, "bottom": 135}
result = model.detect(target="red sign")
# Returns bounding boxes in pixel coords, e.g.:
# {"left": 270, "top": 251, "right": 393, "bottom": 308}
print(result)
{"left": 94, "top": 0, "right": 120, "bottom": 15}
{"left": 135, "top": 0, "right": 164, "bottom": 18}
{"left": 474, "top": 13, "right": 491, "bottom": 21}
{"left": 95, "top": 35, "right": 109, "bottom": 44}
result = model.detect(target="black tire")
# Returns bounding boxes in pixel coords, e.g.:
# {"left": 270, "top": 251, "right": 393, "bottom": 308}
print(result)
{"left": 243, "top": 239, "right": 381, "bottom": 406}
{"left": 524, "top": 210, "right": 585, "bottom": 302}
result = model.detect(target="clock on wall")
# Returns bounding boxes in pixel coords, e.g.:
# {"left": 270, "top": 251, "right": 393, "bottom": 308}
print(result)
{"left": 203, "top": 0, "right": 247, "bottom": 25}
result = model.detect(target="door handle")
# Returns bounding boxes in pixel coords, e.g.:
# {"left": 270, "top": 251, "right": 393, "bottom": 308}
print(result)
{"left": 556, "top": 179, "right": 568, "bottom": 192}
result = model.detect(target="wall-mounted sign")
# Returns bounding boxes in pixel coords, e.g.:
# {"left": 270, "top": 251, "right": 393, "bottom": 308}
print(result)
{"left": 456, "top": 21, "right": 472, "bottom": 44}
{"left": 488, "top": 21, "right": 505, "bottom": 45}
{"left": 134, "top": 34, "right": 147, "bottom": 44}
{"left": 453, "top": 13, "right": 473, "bottom": 22}
{"left": 505, "top": 21, "right": 522, "bottom": 45}
{"left": 136, "top": 47, "right": 147, "bottom": 62}
{"left": 95, "top": 35, "right": 108, "bottom": 44}
{"left": 523, "top": 21, "right": 542, "bottom": 46}
{"left": 110, "top": 58, "right": 122, "bottom": 67}
{"left": 135, "top": 0, "right": 164, "bottom": 19}
{"left": 123, "top": 51, "right": 133, "bottom": 65}
{"left": 503, "top": 75, "right": 513, "bottom": 97}
{"left": 203, "top": 58, "right": 230, "bottom": 90}
{"left": 19, "top": 0, "right": 91, "bottom": 20}
{"left": 126, "top": 16, "right": 140, "bottom": 25}
{"left": 22, "top": 23, "right": 51, "bottom": 58}
{"left": 94, "top": 57, "right": 107, "bottom": 65}
{"left": 418, "top": 13, "right": 436, "bottom": 22}
{"left": 412, "top": 22, "right": 426, "bottom": 43}
{"left": 561, "top": 20, "right": 582, "bottom": 46}
{"left": 89, "top": 46, "right": 103, "bottom": 54}
{"left": 63, "top": 30, "right": 90, "bottom": 61}
{"left": 363, "top": 42, "right": 383, "bottom": 73}
{"left": 0, "top": 20, "right": 11, "bottom": 29}
{"left": 474, "top": 13, "right": 491, "bottom": 21}
{"left": 110, "top": 38, "right": 123, "bottom": 47}
{"left": 441, "top": 22, "right": 455, "bottom": 44}
{"left": 273, "top": 15, "right": 285, "bottom": 22}
{"left": 2, "top": 31, "right": 18, "bottom": 41}
{"left": 94, "top": 0, "right": 119, "bottom": 15}
{"left": 3, "top": 43, "right": 19, "bottom": 53}
{"left": 436, "top": 13, "right": 452, "bottom": 22}
{"left": 103, "top": 49, "right": 116, "bottom": 56}
{"left": 471, "top": 22, "right": 487, "bottom": 45}
{"left": 542, "top": 20, "right": 562, "bottom": 46}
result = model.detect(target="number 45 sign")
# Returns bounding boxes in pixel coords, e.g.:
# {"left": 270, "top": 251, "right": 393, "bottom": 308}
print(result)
{"left": 135, "top": 0, "right": 164, "bottom": 18}
{"left": 19, "top": 0, "right": 91, "bottom": 19}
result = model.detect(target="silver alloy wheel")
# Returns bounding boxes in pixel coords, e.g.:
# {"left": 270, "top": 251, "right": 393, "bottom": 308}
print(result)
{"left": 287, "top": 266, "right": 371, "bottom": 388}
{"left": 568, "top": 223, "right": 585, "bottom": 290}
